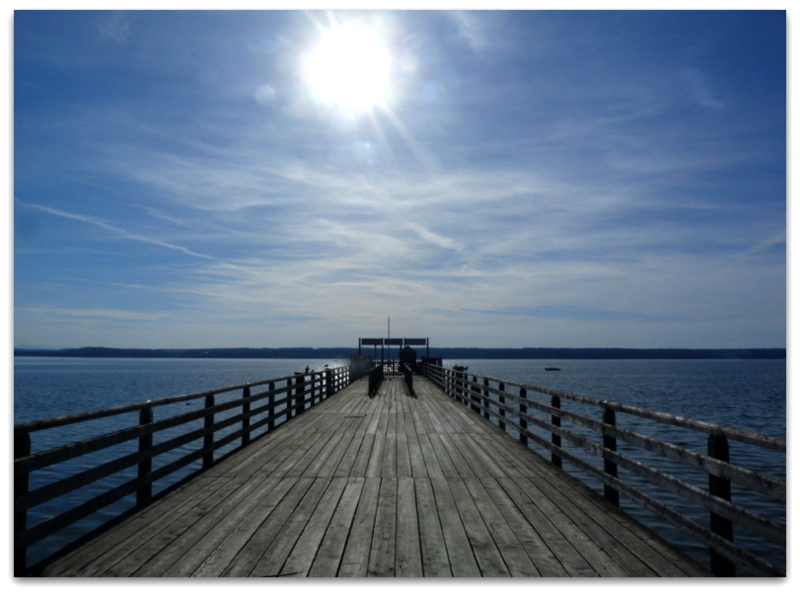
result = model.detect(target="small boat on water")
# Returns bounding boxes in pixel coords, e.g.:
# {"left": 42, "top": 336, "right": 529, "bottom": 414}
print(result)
{"left": 545, "top": 367, "right": 561, "bottom": 371}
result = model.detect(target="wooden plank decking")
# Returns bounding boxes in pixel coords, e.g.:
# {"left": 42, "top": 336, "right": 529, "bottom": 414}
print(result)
{"left": 41, "top": 374, "right": 712, "bottom": 577}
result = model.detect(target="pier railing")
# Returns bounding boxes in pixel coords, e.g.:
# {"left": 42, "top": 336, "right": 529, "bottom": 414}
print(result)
{"left": 14, "top": 365, "right": 350, "bottom": 576}
{"left": 420, "top": 363, "right": 786, "bottom": 577}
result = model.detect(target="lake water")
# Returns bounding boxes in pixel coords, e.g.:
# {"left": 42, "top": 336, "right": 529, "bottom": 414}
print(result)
{"left": 13, "top": 356, "right": 786, "bottom": 575}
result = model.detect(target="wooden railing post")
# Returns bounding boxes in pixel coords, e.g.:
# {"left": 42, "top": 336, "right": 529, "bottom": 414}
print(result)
{"left": 286, "top": 377, "right": 294, "bottom": 420}
{"left": 551, "top": 395, "right": 562, "bottom": 468}
{"left": 519, "top": 386, "right": 528, "bottom": 446}
{"left": 297, "top": 374, "right": 306, "bottom": 413}
{"left": 137, "top": 405, "right": 153, "bottom": 506}
{"left": 708, "top": 434, "right": 735, "bottom": 576}
{"left": 497, "top": 379, "right": 506, "bottom": 431}
{"left": 496, "top": 382, "right": 506, "bottom": 430}
{"left": 469, "top": 376, "right": 479, "bottom": 412}
{"left": 453, "top": 367, "right": 467, "bottom": 404}
{"left": 603, "top": 406, "right": 619, "bottom": 506}
{"left": 14, "top": 429, "right": 31, "bottom": 576}
{"left": 326, "top": 368, "right": 333, "bottom": 399}
{"left": 203, "top": 394, "right": 215, "bottom": 470}
{"left": 268, "top": 382, "right": 276, "bottom": 432}
{"left": 481, "top": 376, "right": 490, "bottom": 420}
{"left": 242, "top": 387, "right": 251, "bottom": 447}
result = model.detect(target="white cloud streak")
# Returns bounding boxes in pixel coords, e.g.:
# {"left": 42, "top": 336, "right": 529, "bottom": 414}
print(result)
{"left": 16, "top": 306, "right": 170, "bottom": 322}
{"left": 18, "top": 201, "right": 214, "bottom": 260}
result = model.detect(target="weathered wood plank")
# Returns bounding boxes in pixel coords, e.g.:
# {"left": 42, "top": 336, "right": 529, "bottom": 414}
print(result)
{"left": 302, "top": 431, "right": 349, "bottom": 478}
{"left": 406, "top": 426, "right": 428, "bottom": 477}
{"left": 396, "top": 476, "right": 423, "bottom": 576}
{"left": 154, "top": 474, "right": 283, "bottom": 576}
{"left": 510, "top": 475, "right": 645, "bottom": 576}
{"left": 366, "top": 427, "right": 386, "bottom": 478}
{"left": 414, "top": 477, "right": 452, "bottom": 576}
{"left": 249, "top": 476, "right": 334, "bottom": 576}
{"left": 395, "top": 431, "right": 412, "bottom": 477}
{"left": 307, "top": 477, "right": 365, "bottom": 577}
{"left": 395, "top": 393, "right": 408, "bottom": 435}
{"left": 495, "top": 475, "right": 604, "bottom": 576}
{"left": 381, "top": 429, "right": 398, "bottom": 478}
{"left": 109, "top": 475, "right": 252, "bottom": 576}
{"left": 337, "top": 476, "right": 381, "bottom": 577}
{"left": 282, "top": 430, "right": 341, "bottom": 478}
{"left": 451, "top": 431, "right": 496, "bottom": 478}
{"left": 438, "top": 431, "right": 477, "bottom": 478}
{"left": 416, "top": 432, "right": 444, "bottom": 478}
{"left": 410, "top": 396, "right": 436, "bottom": 435}
{"left": 191, "top": 476, "right": 300, "bottom": 576}
{"left": 428, "top": 433, "right": 459, "bottom": 478}
{"left": 430, "top": 477, "right": 481, "bottom": 576}
{"left": 477, "top": 475, "right": 569, "bottom": 576}
{"left": 365, "top": 396, "right": 386, "bottom": 435}
{"left": 448, "top": 477, "right": 510, "bottom": 576}
{"left": 272, "top": 477, "right": 348, "bottom": 577}
{"left": 332, "top": 428, "right": 367, "bottom": 477}
{"left": 463, "top": 476, "right": 542, "bottom": 576}
{"left": 43, "top": 474, "right": 233, "bottom": 576}
{"left": 349, "top": 432, "right": 375, "bottom": 478}
{"left": 368, "top": 478, "right": 397, "bottom": 576}
{"left": 221, "top": 476, "right": 315, "bottom": 576}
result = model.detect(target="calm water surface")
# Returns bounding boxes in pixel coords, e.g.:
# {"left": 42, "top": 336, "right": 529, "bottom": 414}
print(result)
{"left": 14, "top": 357, "right": 786, "bottom": 574}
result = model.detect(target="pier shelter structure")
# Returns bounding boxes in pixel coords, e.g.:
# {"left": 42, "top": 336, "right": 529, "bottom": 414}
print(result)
{"left": 358, "top": 337, "right": 429, "bottom": 363}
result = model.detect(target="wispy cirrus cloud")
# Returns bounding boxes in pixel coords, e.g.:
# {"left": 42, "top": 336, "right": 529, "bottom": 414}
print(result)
{"left": 18, "top": 201, "right": 214, "bottom": 260}
{"left": 16, "top": 306, "right": 171, "bottom": 321}
{"left": 95, "top": 12, "right": 132, "bottom": 45}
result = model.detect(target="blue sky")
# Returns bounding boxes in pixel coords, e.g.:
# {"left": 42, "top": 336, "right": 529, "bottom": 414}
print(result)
{"left": 12, "top": 9, "right": 786, "bottom": 349}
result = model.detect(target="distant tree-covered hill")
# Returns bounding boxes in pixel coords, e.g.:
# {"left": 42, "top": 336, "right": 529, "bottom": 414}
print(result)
{"left": 13, "top": 346, "right": 786, "bottom": 359}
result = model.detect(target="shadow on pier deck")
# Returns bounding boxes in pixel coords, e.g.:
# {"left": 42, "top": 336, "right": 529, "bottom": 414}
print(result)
{"left": 41, "top": 374, "right": 711, "bottom": 577}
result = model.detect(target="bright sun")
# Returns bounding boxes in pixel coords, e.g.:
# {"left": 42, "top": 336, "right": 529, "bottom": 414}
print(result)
{"left": 303, "top": 24, "right": 392, "bottom": 114}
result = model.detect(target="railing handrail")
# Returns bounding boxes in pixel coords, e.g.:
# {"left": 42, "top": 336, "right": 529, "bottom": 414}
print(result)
{"left": 420, "top": 362, "right": 785, "bottom": 577}
{"left": 446, "top": 370, "right": 785, "bottom": 452}
{"left": 14, "top": 369, "right": 338, "bottom": 434}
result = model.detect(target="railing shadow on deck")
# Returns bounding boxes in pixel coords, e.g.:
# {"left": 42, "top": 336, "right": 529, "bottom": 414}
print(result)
{"left": 14, "top": 366, "right": 351, "bottom": 576}
{"left": 420, "top": 362, "right": 786, "bottom": 578}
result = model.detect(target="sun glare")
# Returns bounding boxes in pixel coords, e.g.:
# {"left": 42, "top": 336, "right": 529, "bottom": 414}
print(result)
{"left": 303, "top": 24, "right": 392, "bottom": 114}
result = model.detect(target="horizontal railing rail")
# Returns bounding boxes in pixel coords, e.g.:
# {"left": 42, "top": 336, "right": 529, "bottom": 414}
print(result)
{"left": 14, "top": 365, "right": 350, "bottom": 576}
{"left": 419, "top": 362, "right": 785, "bottom": 577}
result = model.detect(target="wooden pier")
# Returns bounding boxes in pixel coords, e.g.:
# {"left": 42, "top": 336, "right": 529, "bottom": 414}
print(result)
{"left": 38, "top": 373, "right": 712, "bottom": 577}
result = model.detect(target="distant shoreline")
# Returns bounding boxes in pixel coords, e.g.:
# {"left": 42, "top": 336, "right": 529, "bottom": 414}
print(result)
{"left": 13, "top": 347, "right": 786, "bottom": 360}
